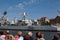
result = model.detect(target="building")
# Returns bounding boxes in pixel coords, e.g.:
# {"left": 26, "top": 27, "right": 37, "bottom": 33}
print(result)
{"left": 50, "top": 19, "right": 56, "bottom": 25}
{"left": 55, "top": 16, "right": 60, "bottom": 23}
{"left": 50, "top": 16, "right": 60, "bottom": 25}
{"left": 37, "top": 17, "right": 50, "bottom": 25}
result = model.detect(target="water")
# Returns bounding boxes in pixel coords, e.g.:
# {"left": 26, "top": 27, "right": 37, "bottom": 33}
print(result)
{"left": 0, "top": 29, "right": 57, "bottom": 40}
{"left": 0, "top": 26, "right": 58, "bottom": 40}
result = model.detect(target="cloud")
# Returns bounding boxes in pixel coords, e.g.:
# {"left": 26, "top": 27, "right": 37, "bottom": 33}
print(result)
{"left": 16, "top": 3, "right": 25, "bottom": 9}
{"left": 16, "top": 0, "right": 40, "bottom": 9}
{"left": 23, "top": 0, "right": 38, "bottom": 5}
{"left": 7, "top": 0, "right": 40, "bottom": 11}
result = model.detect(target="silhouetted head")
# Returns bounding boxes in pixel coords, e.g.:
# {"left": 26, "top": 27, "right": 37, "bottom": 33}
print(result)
{"left": 36, "top": 32, "right": 42, "bottom": 38}
{"left": 0, "top": 31, "right": 3, "bottom": 35}
{"left": 24, "top": 33, "right": 30, "bottom": 40}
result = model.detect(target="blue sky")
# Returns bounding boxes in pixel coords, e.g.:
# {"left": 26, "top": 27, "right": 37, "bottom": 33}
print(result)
{"left": 0, "top": 0, "right": 60, "bottom": 21}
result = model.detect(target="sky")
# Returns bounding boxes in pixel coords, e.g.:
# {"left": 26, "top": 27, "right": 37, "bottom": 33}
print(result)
{"left": 0, "top": 0, "right": 60, "bottom": 21}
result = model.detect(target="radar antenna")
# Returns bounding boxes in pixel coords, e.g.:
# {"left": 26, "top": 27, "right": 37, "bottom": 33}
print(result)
{"left": 22, "top": 12, "right": 27, "bottom": 20}
{"left": 57, "top": 10, "right": 60, "bottom": 16}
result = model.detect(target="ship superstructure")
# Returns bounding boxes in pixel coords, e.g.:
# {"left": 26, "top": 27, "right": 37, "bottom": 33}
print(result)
{"left": 0, "top": 11, "right": 38, "bottom": 26}
{"left": 0, "top": 11, "right": 60, "bottom": 28}
{"left": 0, "top": 11, "right": 10, "bottom": 26}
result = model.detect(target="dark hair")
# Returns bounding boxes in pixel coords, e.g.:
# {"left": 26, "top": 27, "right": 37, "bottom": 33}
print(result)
{"left": 36, "top": 32, "right": 42, "bottom": 38}
{"left": 0, "top": 31, "right": 3, "bottom": 35}
{"left": 52, "top": 35, "right": 59, "bottom": 40}
{"left": 24, "top": 34, "right": 30, "bottom": 40}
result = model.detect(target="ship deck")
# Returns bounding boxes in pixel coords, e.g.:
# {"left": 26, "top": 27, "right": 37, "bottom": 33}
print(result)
{"left": 0, "top": 25, "right": 57, "bottom": 31}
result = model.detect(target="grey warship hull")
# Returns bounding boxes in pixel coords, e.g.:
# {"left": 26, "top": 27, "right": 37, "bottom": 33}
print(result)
{"left": 0, "top": 26, "right": 57, "bottom": 31}
{"left": 0, "top": 26, "right": 58, "bottom": 40}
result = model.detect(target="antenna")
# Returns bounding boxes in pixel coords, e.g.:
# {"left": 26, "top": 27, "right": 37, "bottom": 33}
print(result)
{"left": 57, "top": 10, "right": 60, "bottom": 13}
{"left": 57, "top": 10, "right": 60, "bottom": 16}
{"left": 22, "top": 12, "right": 27, "bottom": 20}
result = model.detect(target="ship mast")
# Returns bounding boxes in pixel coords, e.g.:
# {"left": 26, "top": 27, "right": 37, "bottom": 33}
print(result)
{"left": 22, "top": 12, "right": 27, "bottom": 21}
{"left": 57, "top": 10, "right": 60, "bottom": 16}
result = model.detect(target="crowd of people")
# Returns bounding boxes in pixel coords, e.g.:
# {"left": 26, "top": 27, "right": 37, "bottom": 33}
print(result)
{"left": 0, "top": 30, "right": 60, "bottom": 40}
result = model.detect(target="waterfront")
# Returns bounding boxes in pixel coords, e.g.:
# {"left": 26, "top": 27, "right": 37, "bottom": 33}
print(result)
{"left": 1, "top": 30, "right": 57, "bottom": 40}
{"left": 0, "top": 26, "right": 59, "bottom": 40}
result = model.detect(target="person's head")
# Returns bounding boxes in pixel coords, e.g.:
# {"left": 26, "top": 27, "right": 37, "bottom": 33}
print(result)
{"left": 36, "top": 32, "right": 42, "bottom": 38}
{"left": 6, "top": 33, "right": 10, "bottom": 36}
{"left": 6, "top": 30, "right": 10, "bottom": 36}
{"left": 28, "top": 32, "right": 33, "bottom": 37}
{"left": 52, "top": 35, "right": 59, "bottom": 40}
{"left": 18, "top": 31, "right": 22, "bottom": 37}
{"left": 0, "top": 31, "right": 3, "bottom": 35}
{"left": 57, "top": 32, "right": 60, "bottom": 37}
{"left": 24, "top": 33, "right": 30, "bottom": 40}
{"left": 41, "top": 34, "right": 45, "bottom": 38}
{"left": 6, "top": 30, "right": 10, "bottom": 33}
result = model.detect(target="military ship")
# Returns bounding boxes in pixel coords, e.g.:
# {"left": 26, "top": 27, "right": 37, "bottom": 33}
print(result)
{"left": 0, "top": 11, "right": 57, "bottom": 30}
{"left": 0, "top": 11, "right": 59, "bottom": 40}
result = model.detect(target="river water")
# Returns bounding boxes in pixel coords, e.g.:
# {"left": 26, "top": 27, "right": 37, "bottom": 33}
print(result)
{"left": 0, "top": 30, "right": 57, "bottom": 40}
{"left": 0, "top": 26, "right": 58, "bottom": 40}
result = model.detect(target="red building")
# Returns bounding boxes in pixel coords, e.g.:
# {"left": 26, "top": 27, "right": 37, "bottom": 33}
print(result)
{"left": 50, "top": 16, "right": 60, "bottom": 24}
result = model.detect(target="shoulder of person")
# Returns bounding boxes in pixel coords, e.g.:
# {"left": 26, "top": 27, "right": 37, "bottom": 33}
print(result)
{"left": 0, "top": 35, "right": 5, "bottom": 40}
{"left": 18, "top": 36, "right": 24, "bottom": 40}
{"left": 40, "top": 38, "right": 45, "bottom": 40}
{"left": 0, "top": 35, "right": 5, "bottom": 38}
{"left": 19, "top": 36, "right": 24, "bottom": 39}
{"left": 20, "top": 36, "right": 24, "bottom": 38}
{"left": 35, "top": 38, "right": 40, "bottom": 40}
